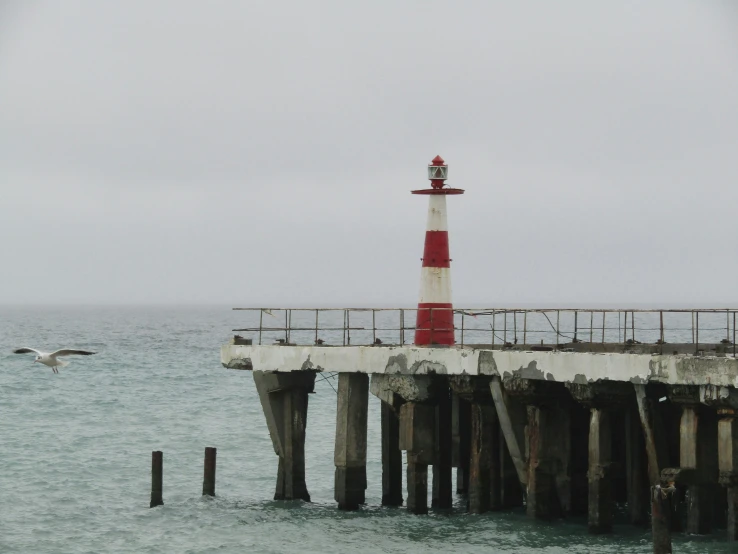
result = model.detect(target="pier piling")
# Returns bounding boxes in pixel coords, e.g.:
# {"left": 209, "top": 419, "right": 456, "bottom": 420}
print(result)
{"left": 718, "top": 409, "right": 738, "bottom": 540}
{"left": 400, "top": 402, "right": 435, "bottom": 515}
{"left": 203, "top": 447, "right": 216, "bottom": 496}
{"left": 381, "top": 401, "right": 403, "bottom": 506}
{"left": 651, "top": 485, "right": 673, "bottom": 554}
{"left": 452, "top": 392, "right": 471, "bottom": 494}
{"left": 468, "top": 402, "right": 495, "bottom": 513}
{"left": 587, "top": 408, "right": 613, "bottom": 533}
{"left": 626, "top": 407, "right": 649, "bottom": 525}
{"left": 432, "top": 379, "right": 453, "bottom": 509}
{"left": 253, "top": 371, "right": 315, "bottom": 501}
{"left": 150, "top": 450, "right": 163, "bottom": 508}
{"left": 334, "top": 373, "right": 369, "bottom": 510}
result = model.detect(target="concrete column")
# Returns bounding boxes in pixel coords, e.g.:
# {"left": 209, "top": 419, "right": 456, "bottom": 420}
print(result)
{"left": 588, "top": 408, "right": 612, "bottom": 533}
{"left": 452, "top": 392, "right": 471, "bottom": 494}
{"left": 626, "top": 405, "right": 649, "bottom": 526}
{"left": 381, "top": 401, "right": 403, "bottom": 507}
{"left": 468, "top": 403, "right": 496, "bottom": 514}
{"left": 432, "top": 379, "right": 453, "bottom": 509}
{"left": 669, "top": 386, "right": 718, "bottom": 534}
{"left": 499, "top": 430, "right": 524, "bottom": 508}
{"left": 718, "top": 411, "right": 738, "bottom": 541}
{"left": 253, "top": 371, "right": 316, "bottom": 502}
{"left": 399, "top": 402, "right": 435, "bottom": 515}
{"left": 334, "top": 373, "right": 369, "bottom": 510}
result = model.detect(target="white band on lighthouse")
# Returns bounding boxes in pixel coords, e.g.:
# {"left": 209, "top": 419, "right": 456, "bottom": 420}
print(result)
{"left": 418, "top": 267, "right": 452, "bottom": 304}
{"left": 425, "top": 195, "right": 448, "bottom": 232}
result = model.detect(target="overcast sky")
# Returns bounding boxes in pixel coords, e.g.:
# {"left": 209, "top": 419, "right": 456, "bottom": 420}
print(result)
{"left": 1, "top": 1, "right": 737, "bottom": 306}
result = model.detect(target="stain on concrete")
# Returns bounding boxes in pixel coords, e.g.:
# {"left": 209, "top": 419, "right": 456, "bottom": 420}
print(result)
{"left": 573, "top": 373, "right": 588, "bottom": 385}
{"left": 478, "top": 350, "right": 498, "bottom": 376}
{"left": 513, "top": 360, "right": 547, "bottom": 380}
{"left": 385, "top": 354, "right": 409, "bottom": 374}
{"left": 301, "top": 356, "right": 314, "bottom": 371}
{"left": 223, "top": 357, "right": 253, "bottom": 370}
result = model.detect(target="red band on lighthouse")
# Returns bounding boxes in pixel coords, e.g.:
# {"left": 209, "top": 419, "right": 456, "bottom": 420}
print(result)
{"left": 411, "top": 156, "right": 464, "bottom": 346}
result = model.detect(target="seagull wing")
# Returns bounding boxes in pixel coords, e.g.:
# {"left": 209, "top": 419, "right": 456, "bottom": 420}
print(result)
{"left": 13, "top": 347, "right": 42, "bottom": 356}
{"left": 50, "top": 349, "right": 96, "bottom": 357}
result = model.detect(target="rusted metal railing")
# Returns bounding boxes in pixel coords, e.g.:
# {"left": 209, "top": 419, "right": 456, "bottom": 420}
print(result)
{"left": 231, "top": 308, "right": 738, "bottom": 356}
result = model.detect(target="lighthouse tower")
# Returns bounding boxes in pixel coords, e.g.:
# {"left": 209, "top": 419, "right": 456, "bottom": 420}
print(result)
{"left": 412, "top": 156, "right": 464, "bottom": 345}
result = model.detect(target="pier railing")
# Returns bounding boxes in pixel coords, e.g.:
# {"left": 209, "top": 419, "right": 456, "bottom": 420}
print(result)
{"left": 232, "top": 308, "right": 738, "bottom": 355}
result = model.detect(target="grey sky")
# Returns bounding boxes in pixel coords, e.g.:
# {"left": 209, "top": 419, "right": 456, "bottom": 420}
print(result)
{"left": 1, "top": 1, "right": 737, "bottom": 306}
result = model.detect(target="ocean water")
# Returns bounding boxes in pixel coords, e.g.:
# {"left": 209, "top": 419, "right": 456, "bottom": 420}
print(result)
{"left": 0, "top": 306, "right": 732, "bottom": 554}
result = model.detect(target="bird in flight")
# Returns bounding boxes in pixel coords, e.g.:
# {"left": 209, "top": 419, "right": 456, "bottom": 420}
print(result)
{"left": 13, "top": 348, "right": 96, "bottom": 373}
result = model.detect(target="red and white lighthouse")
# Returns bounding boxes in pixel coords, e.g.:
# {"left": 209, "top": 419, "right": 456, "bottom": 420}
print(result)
{"left": 413, "top": 155, "right": 464, "bottom": 346}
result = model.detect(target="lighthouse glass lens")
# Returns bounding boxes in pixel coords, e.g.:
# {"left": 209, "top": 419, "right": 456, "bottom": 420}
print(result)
{"left": 427, "top": 166, "right": 448, "bottom": 180}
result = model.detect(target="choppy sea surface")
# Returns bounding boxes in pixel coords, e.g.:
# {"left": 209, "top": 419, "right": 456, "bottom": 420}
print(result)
{"left": 0, "top": 306, "right": 732, "bottom": 553}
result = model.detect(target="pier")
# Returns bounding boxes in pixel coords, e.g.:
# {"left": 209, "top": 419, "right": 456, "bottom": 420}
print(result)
{"left": 221, "top": 158, "right": 738, "bottom": 546}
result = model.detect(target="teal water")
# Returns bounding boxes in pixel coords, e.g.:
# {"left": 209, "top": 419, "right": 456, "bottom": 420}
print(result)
{"left": 0, "top": 306, "right": 732, "bottom": 553}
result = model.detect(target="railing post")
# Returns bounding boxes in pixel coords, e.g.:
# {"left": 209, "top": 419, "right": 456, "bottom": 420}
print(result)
{"left": 659, "top": 311, "right": 664, "bottom": 344}
{"left": 503, "top": 310, "right": 507, "bottom": 344}
{"left": 589, "top": 311, "right": 593, "bottom": 343}
{"left": 734, "top": 312, "right": 736, "bottom": 358}
{"left": 601, "top": 311, "right": 605, "bottom": 343}
{"left": 631, "top": 311, "right": 635, "bottom": 342}
{"left": 556, "top": 310, "right": 560, "bottom": 344}
{"left": 347, "top": 310, "right": 351, "bottom": 346}
{"left": 285, "top": 310, "right": 289, "bottom": 345}
{"left": 513, "top": 310, "right": 517, "bottom": 344}
{"left": 372, "top": 309, "right": 376, "bottom": 344}
{"left": 460, "top": 312, "right": 465, "bottom": 347}
{"left": 315, "top": 310, "right": 319, "bottom": 345}
{"left": 695, "top": 311, "right": 699, "bottom": 354}
{"left": 574, "top": 311, "right": 578, "bottom": 342}
{"left": 523, "top": 311, "right": 528, "bottom": 346}
{"left": 400, "top": 309, "right": 405, "bottom": 345}
{"left": 258, "top": 309, "right": 263, "bottom": 345}
{"left": 492, "top": 311, "right": 496, "bottom": 346}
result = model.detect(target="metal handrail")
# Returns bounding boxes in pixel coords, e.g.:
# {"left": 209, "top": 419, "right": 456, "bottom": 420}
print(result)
{"left": 232, "top": 307, "right": 738, "bottom": 356}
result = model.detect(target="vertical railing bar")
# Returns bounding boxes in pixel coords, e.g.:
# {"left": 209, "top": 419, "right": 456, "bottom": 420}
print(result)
{"left": 733, "top": 311, "right": 736, "bottom": 358}
{"left": 601, "top": 311, "right": 606, "bottom": 344}
{"left": 618, "top": 311, "right": 621, "bottom": 343}
{"left": 523, "top": 311, "right": 528, "bottom": 345}
{"left": 492, "top": 311, "right": 496, "bottom": 346}
{"left": 623, "top": 311, "right": 627, "bottom": 343}
{"left": 504, "top": 310, "right": 507, "bottom": 344}
{"left": 347, "top": 309, "right": 351, "bottom": 345}
{"left": 400, "top": 309, "right": 405, "bottom": 346}
{"left": 513, "top": 311, "right": 517, "bottom": 344}
{"left": 461, "top": 312, "right": 465, "bottom": 347}
{"left": 258, "top": 309, "right": 263, "bottom": 345}
{"left": 660, "top": 311, "right": 664, "bottom": 344}
{"left": 728, "top": 309, "right": 731, "bottom": 344}
{"left": 695, "top": 311, "right": 699, "bottom": 354}
{"left": 315, "top": 309, "right": 319, "bottom": 345}
{"left": 429, "top": 307, "right": 434, "bottom": 345}
{"left": 574, "top": 311, "right": 578, "bottom": 342}
{"left": 589, "top": 311, "right": 593, "bottom": 343}
{"left": 285, "top": 310, "right": 289, "bottom": 345}
{"left": 372, "top": 309, "right": 376, "bottom": 344}
{"left": 631, "top": 310, "right": 635, "bottom": 342}
{"left": 343, "top": 310, "right": 346, "bottom": 346}
{"left": 691, "top": 311, "right": 695, "bottom": 344}
{"left": 556, "top": 310, "right": 560, "bottom": 345}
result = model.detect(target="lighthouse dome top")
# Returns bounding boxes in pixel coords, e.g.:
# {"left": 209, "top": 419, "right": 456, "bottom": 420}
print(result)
{"left": 412, "top": 155, "right": 465, "bottom": 195}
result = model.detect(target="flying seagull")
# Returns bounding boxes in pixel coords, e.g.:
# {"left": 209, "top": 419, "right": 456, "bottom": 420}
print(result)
{"left": 13, "top": 348, "right": 96, "bottom": 373}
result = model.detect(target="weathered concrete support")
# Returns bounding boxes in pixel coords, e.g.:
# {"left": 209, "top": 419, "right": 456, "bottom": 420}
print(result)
{"left": 499, "top": 430, "right": 524, "bottom": 508}
{"left": 334, "top": 373, "right": 369, "bottom": 510}
{"left": 587, "top": 408, "right": 612, "bottom": 533}
{"left": 668, "top": 385, "right": 718, "bottom": 534}
{"left": 567, "top": 381, "right": 632, "bottom": 533}
{"left": 468, "top": 402, "right": 497, "bottom": 513}
{"left": 490, "top": 376, "right": 527, "bottom": 487}
{"left": 432, "top": 378, "right": 453, "bottom": 509}
{"left": 506, "top": 377, "right": 571, "bottom": 520}
{"left": 399, "top": 402, "right": 435, "bottom": 515}
{"left": 718, "top": 413, "right": 738, "bottom": 541}
{"left": 626, "top": 405, "right": 649, "bottom": 526}
{"left": 380, "top": 401, "right": 403, "bottom": 506}
{"left": 702, "top": 385, "right": 738, "bottom": 541}
{"left": 452, "top": 392, "right": 471, "bottom": 494}
{"left": 253, "top": 370, "right": 316, "bottom": 502}
{"left": 634, "top": 384, "right": 671, "bottom": 486}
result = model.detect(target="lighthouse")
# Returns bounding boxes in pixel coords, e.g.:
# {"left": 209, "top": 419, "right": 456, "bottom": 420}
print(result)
{"left": 412, "top": 155, "right": 464, "bottom": 345}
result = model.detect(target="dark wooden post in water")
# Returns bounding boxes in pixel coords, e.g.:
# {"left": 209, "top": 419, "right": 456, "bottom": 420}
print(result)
{"left": 203, "top": 447, "right": 216, "bottom": 496}
{"left": 150, "top": 450, "right": 163, "bottom": 508}
{"left": 253, "top": 370, "right": 316, "bottom": 502}
{"left": 651, "top": 485, "right": 674, "bottom": 554}
{"left": 399, "top": 402, "right": 435, "bottom": 515}
{"left": 432, "top": 378, "right": 453, "bottom": 509}
{"left": 334, "top": 373, "right": 369, "bottom": 510}
{"left": 468, "top": 403, "right": 497, "bottom": 513}
{"left": 380, "top": 401, "right": 403, "bottom": 506}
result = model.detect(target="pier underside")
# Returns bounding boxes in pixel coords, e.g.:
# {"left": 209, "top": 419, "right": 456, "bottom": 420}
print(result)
{"left": 228, "top": 343, "right": 738, "bottom": 542}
